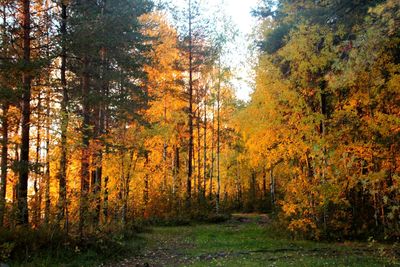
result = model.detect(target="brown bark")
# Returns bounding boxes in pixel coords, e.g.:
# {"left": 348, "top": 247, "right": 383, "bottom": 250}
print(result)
{"left": 33, "top": 93, "right": 41, "bottom": 227}
{"left": 44, "top": 92, "right": 50, "bottom": 223}
{"left": 79, "top": 59, "right": 91, "bottom": 237}
{"left": 0, "top": 3, "right": 9, "bottom": 228}
{"left": 172, "top": 146, "right": 180, "bottom": 197}
{"left": 270, "top": 167, "right": 275, "bottom": 209}
{"left": 58, "top": 2, "right": 68, "bottom": 225}
{"left": 186, "top": 0, "right": 193, "bottom": 208}
{"left": 123, "top": 149, "right": 135, "bottom": 225}
{"left": 0, "top": 103, "right": 9, "bottom": 227}
{"left": 17, "top": 0, "right": 32, "bottom": 225}
{"left": 262, "top": 167, "right": 267, "bottom": 201}
{"left": 216, "top": 59, "right": 221, "bottom": 214}
{"left": 197, "top": 105, "right": 201, "bottom": 200}
{"left": 203, "top": 91, "right": 207, "bottom": 199}
{"left": 209, "top": 101, "right": 215, "bottom": 200}
{"left": 91, "top": 0, "right": 107, "bottom": 224}
{"left": 103, "top": 176, "right": 109, "bottom": 221}
{"left": 143, "top": 154, "right": 149, "bottom": 216}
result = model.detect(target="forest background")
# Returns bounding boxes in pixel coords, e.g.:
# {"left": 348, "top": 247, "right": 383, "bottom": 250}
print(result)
{"left": 0, "top": 0, "right": 399, "bottom": 263}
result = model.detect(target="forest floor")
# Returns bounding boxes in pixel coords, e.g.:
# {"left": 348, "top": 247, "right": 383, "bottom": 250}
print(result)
{"left": 104, "top": 213, "right": 397, "bottom": 267}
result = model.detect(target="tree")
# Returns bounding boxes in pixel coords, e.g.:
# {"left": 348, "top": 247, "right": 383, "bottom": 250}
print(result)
{"left": 67, "top": 0, "right": 153, "bottom": 234}
{"left": 186, "top": 0, "right": 194, "bottom": 207}
{"left": 140, "top": 10, "right": 186, "bottom": 216}
{"left": 0, "top": 0, "right": 13, "bottom": 227}
{"left": 17, "top": 0, "right": 32, "bottom": 225}
{"left": 241, "top": 0, "right": 400, "bottom": 239}
{"left": 57, "top": 0, "right": 68, "bottom": 227}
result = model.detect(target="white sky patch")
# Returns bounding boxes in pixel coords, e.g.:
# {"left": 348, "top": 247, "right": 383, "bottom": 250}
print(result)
{"left": 225, "top": 0, "right": 258, "bottom": 102}
{"left": 226, "top": 0, "right": 259, "bottom": 34}
{"left": 169, "top": 0, "right": 259, "bottom": 101}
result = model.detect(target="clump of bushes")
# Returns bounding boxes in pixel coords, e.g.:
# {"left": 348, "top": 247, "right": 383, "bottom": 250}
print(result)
{"left": 0, "top": 223, "right": 146, "bottom": 265}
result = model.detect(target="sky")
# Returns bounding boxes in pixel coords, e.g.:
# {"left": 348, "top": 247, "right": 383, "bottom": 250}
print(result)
{"left": 171, "top": 0, "right": 259, "bottom": 101}
{"left": 225, "top": 0, "right": 259, "bottom": 101}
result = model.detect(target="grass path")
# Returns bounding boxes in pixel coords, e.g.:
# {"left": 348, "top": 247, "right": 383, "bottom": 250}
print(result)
{"left": 107, "top": 214, "right": 397, "bottom": 267}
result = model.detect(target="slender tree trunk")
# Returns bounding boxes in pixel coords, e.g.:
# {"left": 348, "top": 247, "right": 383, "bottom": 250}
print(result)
{"left": 44, "top": 92, "right": 51, "bottom": 223}
{"left": 0, "top": 4, "right": 9, "bottom": 228}
{"left": 193, "top": 143, "right": 196, "bottom": 198}
{"left": 92, "top": 0, "right": 107, "bottom": 225}
{"left": 250, "top": 171, "right": 256, "bottom": 211}
{"left": 0, "top": 103, "right": 9, "bottom": 227}
{"left": 203, "top": 91, "right": 207, "bottom": 200}
{"left": 17, "top": 0, "right": 32, "bottom": 225}
{"left": 123, "top": 150, "right": 134, "bottom": 225}
{"left": 34, "top": 93, "right": 41, "bottom": 227}
{"left": 119, "top": 150, "right": 125, "bottom": 223}
{"left": 103, "top": 176, "right": 109, "bottom": 222}
{"left": 262, "top": 167, "right": 266, "bottom": 201}
{"left": 143, "top": 154, "right": 149, "bottom": 216}
{"left": 79, "top": 59, "right": 91, "bottom": 237}
{"left": 186, "top": 0, "right": 193, "bottom": 208}
{"left": 58, "top": 2, "right": 68, "bottom": 225}
{"left": 173, "top": 146, "right": 179, "bottom": 198}
{"left": 163, "top": 87, "right": 168, "bottom": 191}
{"left": 209, "top": 101, "right": 215, "bottom": 200}
{"left": 320, "top": 84, "right": 328, "bottom": 233}
{"left": 236, "top": 161, "right": 242, "bottom": 209}
{"left": 93, "top": 134, "right": 103, "bottom": 224}
{"left": 13, "top": 143, "right": 20, "bottom": 208}
{"left": 269, "top": 167, "right": 275, "bottom": 209}
{"left": 197, "top": 106, "right": 201, "bottom": 201}
{"left": 91, "top": 105, "right": 101, "bottom": 224}
{"left": 216, "top": 59, "right": 221, "bottom": 214}
{"left": 172, "top": 146, "right": 176, "bottom": 196}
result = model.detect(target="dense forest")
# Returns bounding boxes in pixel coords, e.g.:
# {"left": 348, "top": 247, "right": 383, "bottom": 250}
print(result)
{"left": 0, "top": 0, "right": 399, "bottom": 265}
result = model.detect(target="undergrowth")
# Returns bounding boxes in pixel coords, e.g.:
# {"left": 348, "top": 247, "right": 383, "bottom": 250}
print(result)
{"left": 0, "top": 222, "right": 146, "bottom": 266}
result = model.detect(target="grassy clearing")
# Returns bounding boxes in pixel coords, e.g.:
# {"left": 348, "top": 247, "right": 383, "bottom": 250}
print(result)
{"left": 4, "top": 214, "right": 398, "bottom": 266}
{"left": 126, "top": 214, "right": 398, "bottom": 267}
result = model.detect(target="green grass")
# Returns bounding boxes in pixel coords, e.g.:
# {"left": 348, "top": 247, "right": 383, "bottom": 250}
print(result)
{"left": 133, "top": 214, "right": 398, "bottom": 267}
{"left": 4, "top": 214, "right": 399, "bottom": 266}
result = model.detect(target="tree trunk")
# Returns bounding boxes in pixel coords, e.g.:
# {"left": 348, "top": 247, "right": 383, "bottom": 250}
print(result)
{"left": 119, "top": 150, "right": 125, "bottom": 223}
{"left": 143, "top": 154, "right": 149, "bottom": 217}
{"left": 173, "top": 146, "right": 179, "bottom": 198}
{"left": 13, "top": 143, "right": 20, "bottom": 208}
{"left": 270, "top": 167, "right": 275, "bottom": 209}
{"left": 92, "top": 0, "right": 107, "bottom": 225}
{"left": 0, "top": 103, "right": 9, "bottom": 227}
{"left": 44, "top": 92, "right": 51, "bottom": 223}
{"left": 250, "top": 171, "right": 256, "bottom": 211}
{"left": 197, "top": 106, "right": 201, "bottom": 201}
{"left": 186, "top": 0, "right": 193, "bottom": 208}
{"left": 262, "top": 167, "right": 267, "bottom": 201}
{"left": 17, "top": 0, "right": 32, "bottom": 225}
{"left": 79, "top": 59, "right": 91, "bottom": 237}
{"left": 209, "top": 101, "right": 215, "bottom": 200}
{"left": 58, "top": 2, "right": 68, "bottom": 226}
{"left": 203, "top": 91, "right": 207, "bottom": 200}
{"left": 236, "top": 161, "right": 242, "bottom": 209}
{"left": 163, "top": 87, "right": 168, "bottom": 191}
{"left": 34, "top": 92, "right": 41, "bottom": 227}
{"left": 91, "top": 104, "right": 101, "bottom": 224}
{"left": 103, "top": 176, "right": 109, "bottom": 222}
{"left": 123, "top": 150, "right": 134, "bottom": 225}
{"left": 0, "top": 4, "right": 9, "bottom": 228}
{"left": 216, "top": 59, "right": 221, "bottom": 214}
